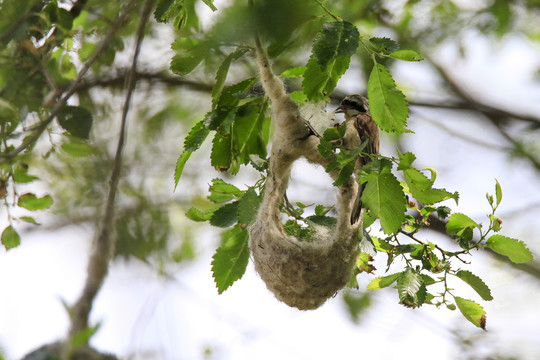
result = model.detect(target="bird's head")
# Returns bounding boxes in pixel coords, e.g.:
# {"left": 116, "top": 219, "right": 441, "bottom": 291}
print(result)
{"left": 335, "top": 95, "right": 369, "bottom": 118}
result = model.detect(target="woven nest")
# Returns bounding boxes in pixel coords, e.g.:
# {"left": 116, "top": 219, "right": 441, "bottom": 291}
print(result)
{"left": 249, "top": 120, "right": 361, "bottom": 310}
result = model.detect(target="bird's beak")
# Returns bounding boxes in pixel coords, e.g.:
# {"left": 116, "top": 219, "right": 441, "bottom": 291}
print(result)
{"left": 335, "top": 105, "right": 343, "bottom": 114}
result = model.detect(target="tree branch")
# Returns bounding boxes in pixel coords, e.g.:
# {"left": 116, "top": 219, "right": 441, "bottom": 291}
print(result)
{"left": 66, "top": 0, "right": 153, "bottom": 347}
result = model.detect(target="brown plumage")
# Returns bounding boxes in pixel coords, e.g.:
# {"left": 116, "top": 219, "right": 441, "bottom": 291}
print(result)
{"left": 335, "top": 95, "right": 380, "bottom": 224}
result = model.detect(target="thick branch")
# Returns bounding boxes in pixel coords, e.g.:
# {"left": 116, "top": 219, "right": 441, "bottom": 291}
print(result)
{"left": 67, "top": 0, "right": 154, "bottom": 344}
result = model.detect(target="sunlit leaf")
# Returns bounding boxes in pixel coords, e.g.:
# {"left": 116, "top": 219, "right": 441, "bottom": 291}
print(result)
{"left": 455, "top": 297, "right": 487, "bottom": 330}
{"left": 1, "top": 225, "right": 20, "bottom": 250}
{"left": 367, "top": 63, "right": 409, "bottom": 133}
{"left": 455, "top": 270, "right": 493, "bottom": 301}
{"left": 18, "top": 193, "right": 53, "bottom": 211}
{"left": 212, "top": 225, "right": 249, "bottom": 294}
{"left": 367, "top": 272, "right": 401, "bottom": 290}
{"left": 389, "top": 49, "right": 423, "bottom": 62}
{"left": 486, "top": 234, "right": 533, "bottom": 264}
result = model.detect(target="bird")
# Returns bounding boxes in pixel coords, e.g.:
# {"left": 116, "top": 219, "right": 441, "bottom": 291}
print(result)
{"left": 335, "top": 95, "right": 380, "bottom": 224}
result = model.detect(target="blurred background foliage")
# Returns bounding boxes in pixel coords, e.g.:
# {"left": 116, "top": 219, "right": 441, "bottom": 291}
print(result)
{"left": 0, "top": 0, "right": 539, "bottom": 358}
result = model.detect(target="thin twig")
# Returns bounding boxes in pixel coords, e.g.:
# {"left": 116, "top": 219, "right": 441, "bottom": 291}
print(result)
{"left": 67, "top": 0, "right": 154, "bottom": 345}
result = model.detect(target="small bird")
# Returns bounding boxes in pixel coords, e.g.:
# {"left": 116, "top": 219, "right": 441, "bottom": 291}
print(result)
{"left": 335, "top": 95, "right": 380, "bottom": 224}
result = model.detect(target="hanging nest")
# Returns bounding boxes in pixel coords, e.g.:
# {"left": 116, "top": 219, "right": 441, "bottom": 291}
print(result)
{"left": 249, "top": 44, "right": 362, "bottom": 310}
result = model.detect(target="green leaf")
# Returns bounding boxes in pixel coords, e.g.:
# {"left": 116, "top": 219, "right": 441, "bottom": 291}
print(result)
{"left": 61, "top": 139, "right": 97, "bottom": 157}
{"left": 361, "top": 170, "right": 407, "bottom": 235}
{"left": 446, "top": 213, "right": 480, "bottom": 237}
{"left": 185, "top": 207, "right": 214, "bottom": 222}
{"left": 1, "top": 225, "right": 20, "bottom": 250}
{"left": 211, "top": 225, "right": 249, "bottom": 294}
{"left": 280, "top": 66, "right": 307, "bottom": 77}
{"left": 57, "top": 106, "right": 93, "bottom": 139}
{"left": 495, "top": 179, "right": 502, "bottom": 206}
{"left": 201, "top": 0, "right": 217, "bottom": 11}
{"left": 209, "top": 201, "right": 239, "bottom": 228}
{"left": 312, "top": 21, "right": 359, "bottom": 69}
{"left": 18, "top": 216, "right": 40, "bottom": 225}
{"left": 174, "top": 151, "right": 192, "bottom": 190}
{"left": 455, "top": 297, "right": 487, "bottom": 330}
{"left": 210, "top": 133, "right": 232, "bottom": 171}
{"left": 232, "top": 102, "right": 268, "bottom": 165}
{"left": 170, "top": 38, "right": 205, "bottom": 75}
{"left": 12, "top": 166, "right": 39, "bottom": 183}
{"left": 18, "top": 193, "right": 53, "bottom": 211}
{"left": 486, "top": 234, "right": 533, "bottom": 264}
{"left": 184, "top": 120, "right": 209, "bottom": 152}
{"left": 369, "top": 37, "right": 399, "bottom": 54}
{"left": 209, "top": 178, "right": 243, "bottom": 197}
{"left": 212, "top": 48, "right": 250, "bottom": 105}
{"left": 367, "top": 272, "right": 401, "bottom": 290}
{"left": 397, "top": 269, "right": 421, "bottom": 297}
{"left": 403, "top": 167, "right": 458, "bottom": 205}
{"left": 367, "top": 63, "right": 409, "bottom": 133}
{"left": 343, "top": 291, "right": 371, "bottom": 322}
{"left": 303, "top": 56, "right": 350, "bottom": 102}
{"left": 306, "top": 215, "right": 337, "bottom": 228}
{"left": 455, "top": 270, "right": 493, "bottom": 301}
{"left": 237, "top": 187, "right": 261, "bottom": 225}
{"left": 389, "top": 49, "right": 423, "bottom": 62}
{"left": 154, "top": 0, "right": 175, "bottom": 22}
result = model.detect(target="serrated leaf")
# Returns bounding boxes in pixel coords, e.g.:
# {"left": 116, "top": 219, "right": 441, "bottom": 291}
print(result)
{"left": 367, "top": 272, "right": 401, "bottom": 290}
{"left": 209, "top": 179, "right": 243, "bottom": 197}
{"left": 455, "top": 297, "right": 487, "bottom": 330}
{"left": 389, "top": 49, "right": 423, "bottom": 62}
{"left": 403, "top": 167, "right": 458, "bottom": 205}
{"left": 397, "top": 269, "right": 421, "bottom": 298}
{"left": 369, "top": 37, "right": 399, "bottom": 53}
{"left": 184, "top": 120, "right": 209, "bottom": 152}
{"left": 174, "top": 151, "right": 191, "bottom": 190}
{"left": 17, "top": 193, "right": 53, "bottom": 211}
{"left": 367, "top": 63, "right": 409, "bottom": 133}
{"left": 57, "top": 106, "right": 93, "bottom": 139}
{"left": 486, "top": 234, "right": 533, "bottom": 264}
{"left": 237, "top": 187, "right": 261, "bottom": 225}
{"left": 303, "top": 56, "right": 350, "bottom": 102}
{"left": 185, "top": 207, "right": 214, "bottom": 222}
{"left": 455, "top": 270, "right": 493, "bottom": 301}
{"left": 232, "top": 102, "right": 268, "bottom": 165}
{"left": 356, "top": 252, "right": 375, "bottom": 273}
{"left": 209, "top": 201, "right": 239, "bottom": 228}
{"left": 211, "top": 225, "right": 249, "bottom": 294}
{"left": 154, "top": 0, "right": 175, "bottom": 22}
{"left": 446, "top": 213, "right": 480, "bottom": 237}
{"left": 361, "top": 171, "right": 407, "bottom": 235}
{"left": 2, "top": 225, "right": 20, "bottom": 250}
{"left": 210, "top": 133, "right": 232, "bottom": 171}
{"left": 212, "top": 48, "right": 249, "bottom": 105}
{"left": 495, "top": 179, "right": 502, "bottom": 206}
{"left": 312, "top": 21, "right": 359, "bottom": 68}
